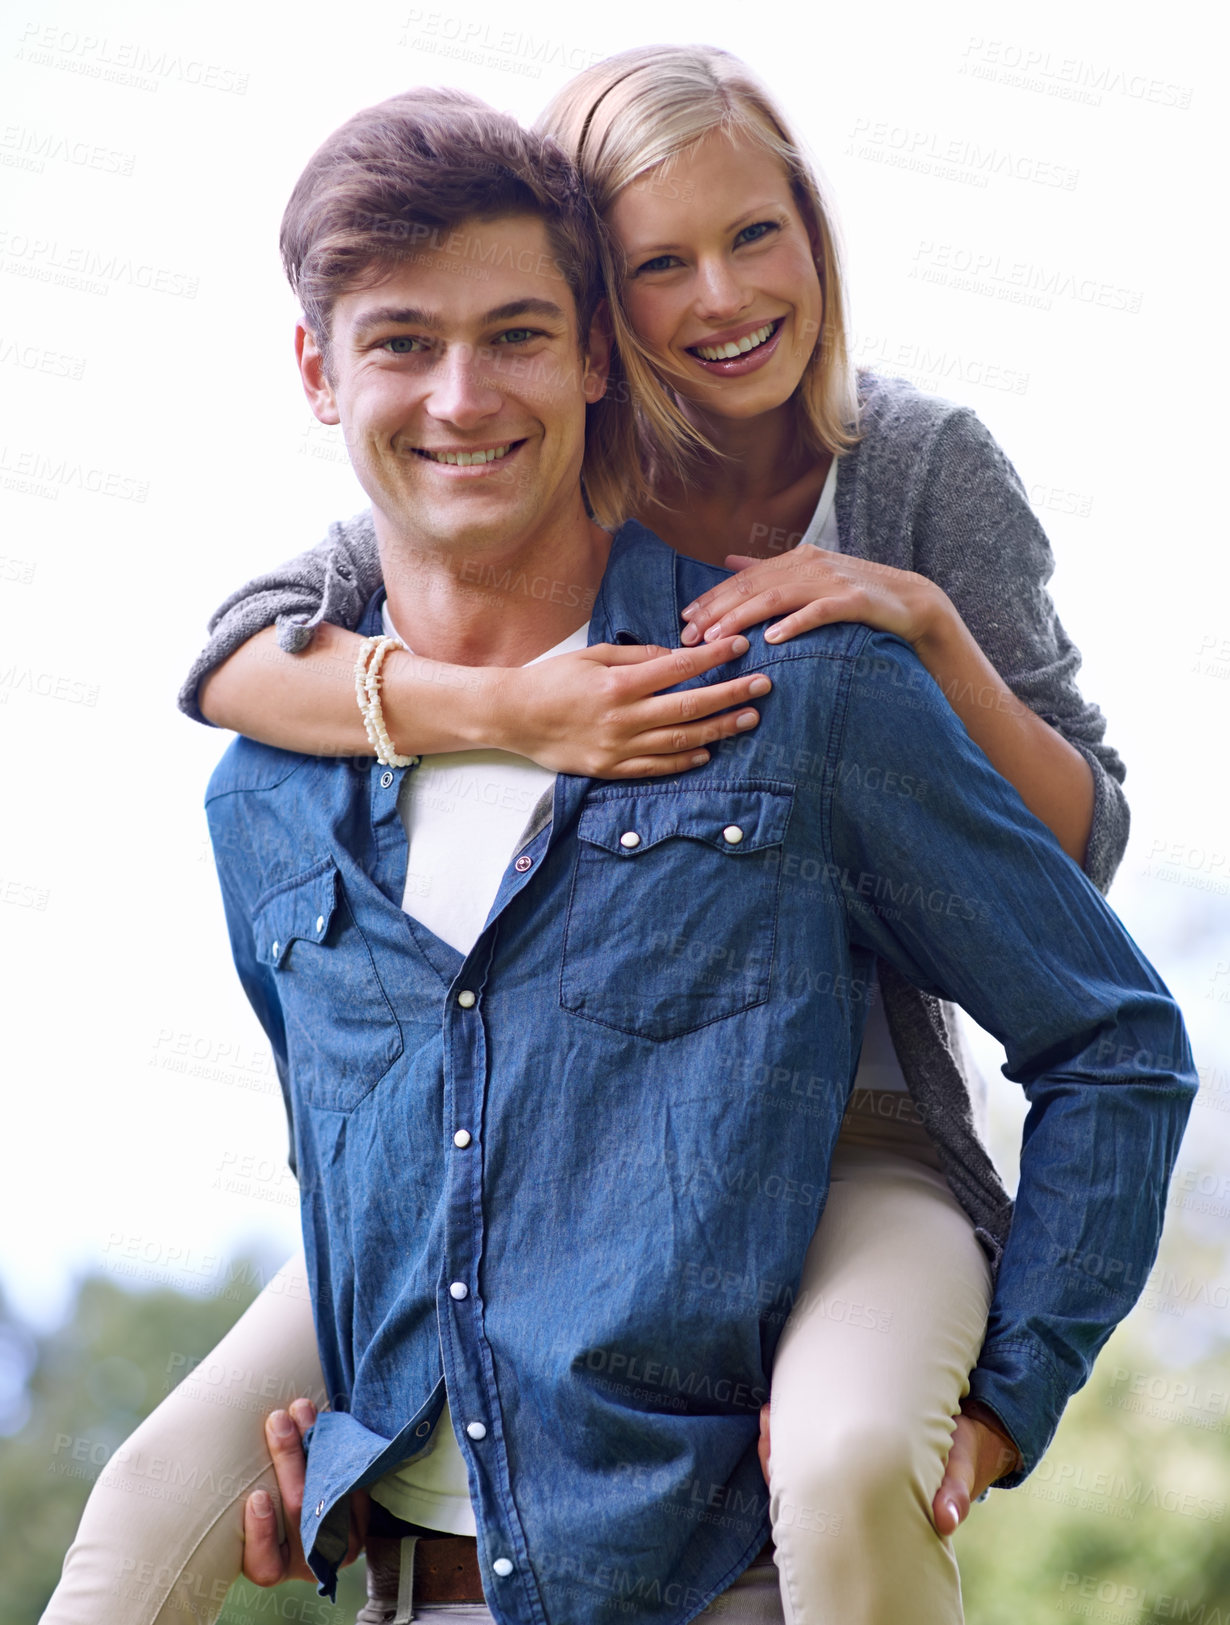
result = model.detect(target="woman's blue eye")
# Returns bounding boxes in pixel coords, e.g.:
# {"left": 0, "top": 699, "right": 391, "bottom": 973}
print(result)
{"left": 736, "top": 222, "right": 777, "bottom": 246}
{"left": 636, "top": 255, "right": 679, "bottom": 274}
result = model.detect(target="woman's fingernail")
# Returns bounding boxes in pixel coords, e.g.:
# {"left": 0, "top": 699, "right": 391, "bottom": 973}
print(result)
{"left": 749, "top": 676, "right": 771, "bottom": 696}
{"left": 735, "top": 711, "right": 758, "bottom": 730}
{"left": 764, "top": 625, "right": 783, "bottom": 643}
{"left": 690, "top": 753, "right": 710, "bottom": 766}
{"left": 730, "top": 636, "right": 749, "bottom": 655}
{"left": 680, "top": 623, "right": 699, "bottom": 646}
{"left": 251, "top": 1490, "right": 273, "bottom": 1517}
{"left": 270, "top": 1410, "right": 295, "bottom": 1438}
{"left": 681, "top": 602, "right": 698, "bottom": 618}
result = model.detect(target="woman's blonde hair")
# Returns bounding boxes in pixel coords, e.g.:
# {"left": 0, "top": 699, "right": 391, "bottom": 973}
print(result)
{"left": 537, "top": 45, "right": 861, "bottom": 524}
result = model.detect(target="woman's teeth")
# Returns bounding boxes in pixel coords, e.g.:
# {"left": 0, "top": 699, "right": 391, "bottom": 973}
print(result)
{"left": 692, "top": 321, "right": 777, "bottom": 362}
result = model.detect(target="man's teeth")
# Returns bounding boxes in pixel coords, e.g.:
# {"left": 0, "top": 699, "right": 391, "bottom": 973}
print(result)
{"left": 420, "top": 443, "right": 513, "bottom": 466}
{"left": 693, "top": 322, "right": 776, "bottom": 362}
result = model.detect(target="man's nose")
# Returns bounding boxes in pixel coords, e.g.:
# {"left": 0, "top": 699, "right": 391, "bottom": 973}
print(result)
{"left": 425, "top": 343, "right": 503, "bottom": 427}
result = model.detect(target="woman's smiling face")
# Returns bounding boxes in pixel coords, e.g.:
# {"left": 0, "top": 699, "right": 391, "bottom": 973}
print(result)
{"left": 608, "top": 129, "right": 824, "bottom": 425}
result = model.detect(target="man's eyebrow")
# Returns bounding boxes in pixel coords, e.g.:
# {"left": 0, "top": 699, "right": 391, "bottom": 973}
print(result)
{"left": 350, "top": 298, "right": 569, "bottom": 341}
{"left": 350, "top": 306, "right": 440, "bottom": 339}
{"left": 482, "top": 299, "right": 569, "bottom": 325}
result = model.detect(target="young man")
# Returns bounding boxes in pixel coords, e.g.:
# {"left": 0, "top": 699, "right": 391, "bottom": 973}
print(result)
{"left": 204, "top": 91, "right": 1194, "bottom": 1624}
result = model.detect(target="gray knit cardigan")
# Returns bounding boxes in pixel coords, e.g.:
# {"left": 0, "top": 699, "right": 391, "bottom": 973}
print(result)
{"left": 179, "top": 373, "right": 1129, "bottom": 1268}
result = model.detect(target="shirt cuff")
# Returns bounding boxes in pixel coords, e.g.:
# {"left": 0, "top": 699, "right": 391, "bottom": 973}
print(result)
{"left": 966, "top": 1334, "right": 1069, "bottom": 1486}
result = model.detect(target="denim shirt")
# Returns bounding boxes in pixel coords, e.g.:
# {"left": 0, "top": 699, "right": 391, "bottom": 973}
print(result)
{"left": 206, "top": 522, "right": 1194, "bottom": 1621}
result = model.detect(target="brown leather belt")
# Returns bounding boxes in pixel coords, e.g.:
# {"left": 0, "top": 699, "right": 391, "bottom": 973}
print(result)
{"left": 360, "top": 1532, "right": 776, "bottom": 1617}
{"left": 414, "top": 1535, "right": 486, "bottom": 1603}
{"left": 361, "top": 1532, "right": 485, "bottom": 1617}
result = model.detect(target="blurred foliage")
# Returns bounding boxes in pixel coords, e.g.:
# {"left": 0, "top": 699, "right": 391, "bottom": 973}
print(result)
{"left": 958, "top": 1237, "right": 1230, "bottom": 1622}
{"left": 0, "top": 1267, "right": 365, "bottom": 1625}
{"left": 3, "top": 1243, "right": 1228, "bottom": 1624}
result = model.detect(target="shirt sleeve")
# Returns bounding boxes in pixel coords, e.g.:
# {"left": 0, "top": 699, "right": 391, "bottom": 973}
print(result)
{"left": 207, "top": 823, "right": 297, "bottom": 1175}
{"left": 825, "top": 629, "right": 1196, "bottom": 1479}
{"left": 177, "top": 511, "right": 383, "bottom": 725}
{"left": 911, "top": 407, "right": 1129, "bottom": 893}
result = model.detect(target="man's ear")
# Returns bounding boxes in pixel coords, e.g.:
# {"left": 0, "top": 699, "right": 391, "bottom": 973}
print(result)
{"left": 581, "top": 299, "right": 613, "bottom": 405}
{"left": 296, "top": 322, "right": 341, "bottom": 425}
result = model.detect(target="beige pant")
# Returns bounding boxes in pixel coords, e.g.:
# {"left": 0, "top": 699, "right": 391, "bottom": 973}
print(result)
{"left": 40, "top": 1254, "right": 328, "bottom": 1623}
{"left": 769, "top": 1121, "right": 992, "bottom": 1624}
{"left": 41, "top": 1108, "right": 990, "bottom": 1625}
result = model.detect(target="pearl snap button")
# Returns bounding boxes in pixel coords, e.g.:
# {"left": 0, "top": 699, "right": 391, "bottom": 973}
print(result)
{"left": 492, "top": 1559, "right": 514, "bottom": 1578}
{"left": 380, "top": 771, "right": 394, "bottom": 788}
{"left": 415, "top": 1421, "right": 431, "bottom": 1437}
{"left": 619, "top": 831, "right": 641, "bottom": 849}
{"left": 722, "top": 825, "right": 745, "bottom": 845}
{"left": 457, "top": 990, "right": 477, "bottom": 1008}
{"left": 315, "top": 915, "right": 325, "bottom": 933}
{"left": 271, "top": 941, "right": 280, "bottom": 958}
{"left": 466, "top": 1421, "right": 488, "bottom": 1441}
{"left": 449, "top": 1281, "right": 469, "bottom": 1300}
{"left": 315, "top": 1500, "right": 325, "bottom": 1516}
{"left": 514, "top": 854, "right": 533, "bottom": 873}
{"left": 453, "top": 1129, "right": 473, "bottom": 1148}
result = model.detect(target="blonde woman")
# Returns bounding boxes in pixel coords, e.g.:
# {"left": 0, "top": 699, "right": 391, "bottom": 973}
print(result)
{"left": 44, "top": 48, "right": 1127, "bottom": 1625}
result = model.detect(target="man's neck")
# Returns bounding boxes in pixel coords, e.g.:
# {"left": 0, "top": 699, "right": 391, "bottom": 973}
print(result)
{"left": 377, "top": 512, "right": 610, "bottom": 667}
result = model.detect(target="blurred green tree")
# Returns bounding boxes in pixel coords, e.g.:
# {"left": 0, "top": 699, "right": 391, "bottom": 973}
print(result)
{"left": 0, "top": 1268, "right": 365, "bottom": 1625}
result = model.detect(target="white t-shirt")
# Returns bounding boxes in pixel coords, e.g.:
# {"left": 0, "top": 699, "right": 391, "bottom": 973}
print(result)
{"left": 370, "top": 610, "right": 589, "bottom": 1534}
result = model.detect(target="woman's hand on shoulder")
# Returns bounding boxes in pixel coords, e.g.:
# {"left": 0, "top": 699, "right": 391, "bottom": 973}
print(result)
{"left": 500, "top": 636, "right": 772, "bottom": 779}
{"left": 679, "top": 548, "right": 948, "bottom": 650}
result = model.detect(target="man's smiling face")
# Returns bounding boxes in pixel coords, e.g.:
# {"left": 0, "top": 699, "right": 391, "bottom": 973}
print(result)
{"left": 298, "top": 213, "right": 608, "bottom": 563}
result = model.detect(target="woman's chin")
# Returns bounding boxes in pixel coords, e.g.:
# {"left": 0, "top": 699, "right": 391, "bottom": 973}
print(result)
{"left": 677, "top": 379, "right": 802, "bottom": 426}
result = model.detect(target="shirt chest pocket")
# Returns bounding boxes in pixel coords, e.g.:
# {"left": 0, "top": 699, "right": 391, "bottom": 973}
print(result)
{"left": 252, "top": 857, "right": 403, "bottom": 1113}
{"left": 561, "top": 785, "right": 794, "bottom": 1042}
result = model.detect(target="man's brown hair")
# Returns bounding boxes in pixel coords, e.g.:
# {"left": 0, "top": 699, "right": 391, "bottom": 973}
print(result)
{"left": 281, "top": 90, "right": 627, "bottom": 524}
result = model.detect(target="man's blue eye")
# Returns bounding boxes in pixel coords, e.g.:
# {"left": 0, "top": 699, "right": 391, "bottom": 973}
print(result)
{"left": 496, "top": 329, "right": 537, "bottom": 344}
{"left": 384, "top": 336, "right": 423, "bottom": 353}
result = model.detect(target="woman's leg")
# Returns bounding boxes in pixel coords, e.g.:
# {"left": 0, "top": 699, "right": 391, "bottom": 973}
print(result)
{"left": 768, "top": 1132, "right": 992, "bottom": 1625}
{"left": 40, "top": 1252, "right": 324, "bottom": 1625}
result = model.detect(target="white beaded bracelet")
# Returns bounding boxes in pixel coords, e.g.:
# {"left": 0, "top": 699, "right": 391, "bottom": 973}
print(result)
{"left": 353, "top": 634, "right": 416, "bottom": 767}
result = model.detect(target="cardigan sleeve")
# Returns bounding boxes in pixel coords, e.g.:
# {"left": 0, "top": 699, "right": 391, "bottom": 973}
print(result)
{"left": 177, "top": 510, "right": 383, "bottom": 724}
{"left": 909, "top": 408, "right": 1129, "bottom": 893}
